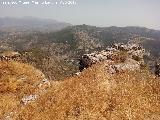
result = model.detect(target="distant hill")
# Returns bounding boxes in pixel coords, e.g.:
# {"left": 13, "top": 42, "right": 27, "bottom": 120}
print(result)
{"left": 0, "top": 17, "right": 71, "bottom": 32}
{"left": 42, "top": 25, "right": 160, "bottom": 56}
{"left": 0, "top": 24, "right": 160, "bottom": 80}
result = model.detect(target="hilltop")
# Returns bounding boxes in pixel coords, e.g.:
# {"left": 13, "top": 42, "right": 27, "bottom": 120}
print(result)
{"left": 0, "top": 43, "right": 160, "bottom": 120}
{"left": 0, "top": 60, "right": 50, "bottom": 119}
{"left": 11, "top": 63, "right": 159, "bottom": 120}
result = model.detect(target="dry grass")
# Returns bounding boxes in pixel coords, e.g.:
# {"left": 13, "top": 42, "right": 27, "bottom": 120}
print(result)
{"left": 0, "top": 60, "right": 45, "bottom": 119}
{"left": 11, "top": 62, "right": 160, "bottom": 120}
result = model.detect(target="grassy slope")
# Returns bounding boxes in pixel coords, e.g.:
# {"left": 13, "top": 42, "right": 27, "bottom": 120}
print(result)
{"left": 12, "top": 62, "right": 160, "bottom": 120}
{"left": 0, "top": 61, "right": 45, "bottom": 119}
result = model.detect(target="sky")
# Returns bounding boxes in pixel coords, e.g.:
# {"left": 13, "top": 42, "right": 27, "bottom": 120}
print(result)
{"left": 0, "top": 0, "right": 160, "bottom": 30}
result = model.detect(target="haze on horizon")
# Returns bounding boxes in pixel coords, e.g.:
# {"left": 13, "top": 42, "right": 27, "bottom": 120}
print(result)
{"left": 0, "top": 0, "right": 160, "bottom": 30}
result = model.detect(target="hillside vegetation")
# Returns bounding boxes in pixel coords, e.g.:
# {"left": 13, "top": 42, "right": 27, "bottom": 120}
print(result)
{"left": 0, "top": 44, "right": 160, "bottom": 119}
{"left": 0, "top": 60, "right": 46, "bottom": 119}
{"left": 4, "top": 62, "right": 160, "bottom": 120}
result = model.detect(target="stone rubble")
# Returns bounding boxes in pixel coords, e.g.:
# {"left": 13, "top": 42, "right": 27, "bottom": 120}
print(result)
{"left": 79, "top": 43, "right": 148, "bottom": 73}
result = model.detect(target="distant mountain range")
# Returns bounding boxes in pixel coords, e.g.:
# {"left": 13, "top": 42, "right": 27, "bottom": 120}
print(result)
{"left": 0, "top": 17, "right": 71, "bottom": 32}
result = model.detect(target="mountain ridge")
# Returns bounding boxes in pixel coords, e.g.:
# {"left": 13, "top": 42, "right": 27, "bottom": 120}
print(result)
{"left": 0, "top": 17, "right": 71, "bottom": 32}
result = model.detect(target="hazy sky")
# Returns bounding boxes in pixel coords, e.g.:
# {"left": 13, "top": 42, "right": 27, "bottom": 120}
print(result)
{"left": 0, "top": 0, "right": 160, "bottom": 29}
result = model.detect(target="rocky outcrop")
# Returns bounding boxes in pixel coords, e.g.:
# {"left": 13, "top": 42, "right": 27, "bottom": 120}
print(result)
{"left": 79, "top": 43, "right": 148, "bottom": 73}
{"left": 0, "top": 51, "right": 21, "bottom": 61}
{"left": 108, "top": 58, "right": 140, "bottom": 74}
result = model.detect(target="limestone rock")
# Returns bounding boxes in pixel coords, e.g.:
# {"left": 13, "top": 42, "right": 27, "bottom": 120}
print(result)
{"left": 108, "top": 58, "right": 140, "bottom": 74}
{"left": 79, "top": 43, "right": 148, "bottom": 72}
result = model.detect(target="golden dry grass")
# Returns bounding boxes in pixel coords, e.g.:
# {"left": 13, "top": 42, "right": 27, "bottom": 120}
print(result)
{"left": 0, "top": 60, "right": 45, "bottom": 119}
{"left": 10, "top": 62, "right": 160, "bottom": 120}
{"left": 0, "top": 50, "right": 19, "bottom": 57}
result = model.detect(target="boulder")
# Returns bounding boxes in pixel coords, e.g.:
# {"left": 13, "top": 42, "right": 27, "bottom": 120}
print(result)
{"left": 21, "top": 94, "right": 38, "bottom": 105}
{"left": 108, "top": 58, "right": 140, "bottom": 74}
{"left": 79, "top": 55, "right": 92, "bottom": 71}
